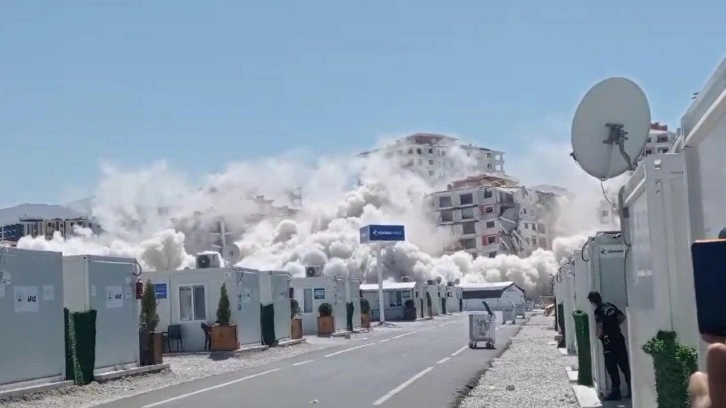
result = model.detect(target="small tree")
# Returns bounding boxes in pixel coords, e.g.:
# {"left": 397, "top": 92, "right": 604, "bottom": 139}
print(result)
{"left": 360, "top": 298, "right": 371, "bottom": 315}
{"left": 216, "top": 283, "right": 232, "bottom": 325}
{"left": 290, "top": 298, "right": 300, "bottom": 318}
{"left": 139, "top": 280, "right": 160, "bottom": 332}
{"left": 318, "top": 302, "right": 333, "bottom": 317}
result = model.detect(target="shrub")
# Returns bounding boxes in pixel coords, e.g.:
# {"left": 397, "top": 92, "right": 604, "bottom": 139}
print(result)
{"left": 290, "top": 298, "right": 300, "bottom": 318}
{"left": 139, "top": 280, "right": 159, "bottom": 332}
{"left": 318, "top": 302, "right": 333, "bottom": 317}
{"left": 642, "top": 330, "right": 698, "bottom": 408}
{"left": 404, "top": 299, "right": 415, "bottom": 309}
{"left": 216, "top": 283, "right": 232, "bottom": 325}
{"left": 360, "top": 298, "right": 371, "bottom": 314}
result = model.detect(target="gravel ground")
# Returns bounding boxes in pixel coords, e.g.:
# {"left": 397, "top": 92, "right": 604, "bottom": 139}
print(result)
{"left": 459, "top": 314, "right": 579, "bottom": 408}
{"left": 1, "top": 315, "right": 455, "bottom": 408}
{"left": 0, "top": 342, "right": 328, "bottom": 408}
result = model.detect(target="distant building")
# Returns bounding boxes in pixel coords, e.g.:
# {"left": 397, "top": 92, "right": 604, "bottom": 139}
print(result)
{"left": 426, "top": 174, "right": 562, "bottom": 258}
{"left": 0, "top": 217, "right": 100, "bottom": 242}
{"left": 358, "top": 133, "right": 505, "bottom": 184}
{"left": 641, "top": 123, "right": 677, "bottom": 158}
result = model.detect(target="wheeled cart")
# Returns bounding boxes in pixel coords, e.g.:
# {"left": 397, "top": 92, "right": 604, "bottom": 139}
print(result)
{"left": 468, "top": 301, "right": 496, "bottom": 349}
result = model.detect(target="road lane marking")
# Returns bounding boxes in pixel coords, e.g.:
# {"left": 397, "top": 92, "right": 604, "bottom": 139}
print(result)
{"left": 437, "top": 323, "right": 447, "bottom": 327}
{"left": 372, "top": 367, "right": 434, "bottom": 406}
{"left": 436, "top": 357, "right": 450, "bottom": 364}
{"left": 361, "top": 337, "right": 369, "bottom": 340}
{"left": 324, "top": 343, "right": 373, "bottom": 357}
{"left": 451, "top": 345, "right": 468, "bottom": 357}
{"left": 293, "top": 360, "right": 314, "bottom": 366}
{"left": 392, "top": 329, "right": 421, "bottom": 340}
{"left": 142, "top": 368, "right": 281, "bottom": 407}
{"left": 379, "top": 338, "right": 391, "bottom": 343}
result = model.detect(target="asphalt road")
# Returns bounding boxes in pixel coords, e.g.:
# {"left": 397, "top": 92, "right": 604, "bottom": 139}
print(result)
{"left": 96, "top": 313, "right": 520, "bottom": 408}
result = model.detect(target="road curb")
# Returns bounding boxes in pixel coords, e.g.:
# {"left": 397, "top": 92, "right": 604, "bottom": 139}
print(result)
{"left": 450, "top": 315, "right": 531, "bottom": 408}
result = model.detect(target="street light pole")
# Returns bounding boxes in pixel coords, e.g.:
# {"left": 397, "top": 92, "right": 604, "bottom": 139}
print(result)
{"left": 376, "top": 244, "right": 385, "bottom": 324}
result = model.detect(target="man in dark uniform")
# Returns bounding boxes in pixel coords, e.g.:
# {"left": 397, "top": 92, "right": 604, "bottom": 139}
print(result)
{"left": 588, "top": 291, "right": 631, "bottom": 401}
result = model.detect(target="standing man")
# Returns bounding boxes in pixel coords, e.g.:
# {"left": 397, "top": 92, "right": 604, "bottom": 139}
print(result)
{"left": 588, "top": 291, "right": 631, "bottom": 401}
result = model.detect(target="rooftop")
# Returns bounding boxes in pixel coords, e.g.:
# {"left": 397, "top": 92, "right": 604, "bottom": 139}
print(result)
{"left": 360, "top": 281, "right": 417, "bottom": 291}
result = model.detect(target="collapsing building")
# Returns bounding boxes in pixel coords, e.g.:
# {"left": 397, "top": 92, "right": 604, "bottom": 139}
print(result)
{"left": 426, "top": 174, "right": 563, "bottom": 258}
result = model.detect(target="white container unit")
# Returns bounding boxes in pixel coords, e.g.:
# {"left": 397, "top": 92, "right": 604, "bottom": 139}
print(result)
{"left": 63, "top": 255, "right": 140, "bottom": 372}
{"left": 446, "top": 284, "right": 461, "bottom": 313}
{"left": 560, "top": 262, "right": 577, "bottom": 354}
{"left": 572, "top": 251, "right": 590, "bottom": 314}
{"left": 621, "top": 154, "right": 701, "bottom": 408}
{"left": 582, "top": 232, "right": 629, "bottom": 397}
{"left": 291, "top": 276, "right": 335, "bottom": 335}
{"left": 0, "top": 248, "right": 65, "bottom": 388}
{"left": 145, "top": 267, "right": 265, "bottom": 352}
{"left": 427, "top": 284, "right": 440, "bottom": 316}
{"left": 269, "top": 271, "right": 292, "bottom": 341}
{"left": 332, "top": 277, "right": 348, "bottom": 332}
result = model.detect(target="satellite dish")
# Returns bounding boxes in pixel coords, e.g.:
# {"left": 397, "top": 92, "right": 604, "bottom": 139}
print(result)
{"left": 571, "top": 77, "right": 651, "bottom": 180}
{"left": 221, "top": 244, "right": 241, "bottom": 264}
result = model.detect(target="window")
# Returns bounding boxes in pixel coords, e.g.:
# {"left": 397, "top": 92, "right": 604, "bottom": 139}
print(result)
{"left": 179, "top": 285, "right": 206, "bottom": 321}
{"left": 408, "top": 148, "right": 413, "bottom": 154}
{"left": 644, "top": 148, "right": 653, "bottom": 155}
{"left": 483, "top": 235, "right": 497, "bottom": 245}
{"left": 460, "top": 238, "right": 477, "bottom": 249}
{"left": 487, "top": 152, "right": 492, "bottom": 158}
{"left": 658, "top": 147, "right": 669, "bottom": 153}
{"left": 428, "top": 170, "right": 434, "bottom": 176}
{"left": 462, "top": 221, "right": 476, "bottom": 234}
{"left": 428, "top": 148, "right": 434, "bottom": 154}
{"left": 483, "top": 189, "right": 493, "bottom": 199}
{"left": 428, "top": 159, "right": 434, "bottom": 165}
{"left": 488, "top": 252, "right": 497, "bottom": 258}
{"left": 481, "top": 205, "right": 494, "bottom": 214}
{"left": 441, "top": 210, "right": 453, "bottom": 222}
{"left": 487, "top": 163, "right": 493, "bottom": 169}
{"left": 486, "top": 221, "right": 495, "bottom": 228}
{"left": 460, "top": 193, "right": 473, "bottom": 205}
{"left": 416, "top": 148, "right": 422, "bottom": 154}
{"left": 522, "top": 208, "right": 527, "bottom": 214}
{"left": 439, "top": 196, "right": 452, "bottom": 207}
{"left": 461, "top": 207, "right": 474, "bottom": 219}
{"left": 388, "top": 291, "right": 402, "bottom": 307}
{"left": 646, "top": 137, "right": 652, "bottom": 143}
{"left": 657, "top": 135, "right": 669, "bottom": 143}
{"left": 303, "top": 288, "right": 313, "bottom": 313}
{"left": 601, "top": 210, "right": 609, "bottom": 217}
{"left": 532, "top": 223, "right": 537, "bottom": 231}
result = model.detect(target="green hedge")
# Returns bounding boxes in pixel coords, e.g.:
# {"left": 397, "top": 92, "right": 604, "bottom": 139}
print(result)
{"left": 642, "top": 331, "right": 698, "bottom": 408}
{"left": 63, "top": 308, "right": 97, "bottom": 385}
{"left": 572, "top": 310, "right": 592, "bottom": 386}
{"left": 260, "top": 303, "right": 277, "bottom": 346}
{"left": 346, "top": 302, "right": 354, "bottom": 332}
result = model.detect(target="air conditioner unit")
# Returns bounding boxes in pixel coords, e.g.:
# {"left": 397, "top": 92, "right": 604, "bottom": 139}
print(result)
{"left": 196, "top": 253, "right": 222, "bottom": 269}
{"left": 305, "top": 266, "right": 322, "bottom": 278}
{"left": 401, "top": 276, "right": 412, "bottom": 283}
{"left": 454, "top": 278, "right": 461, "bottom": 285}
{"left": 436, "top": 276, "right": 443, "bottom": 284}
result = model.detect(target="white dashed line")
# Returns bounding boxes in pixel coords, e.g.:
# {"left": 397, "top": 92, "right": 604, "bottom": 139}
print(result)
{"left": 451, "top": 345, "right": 468, "bottom": 357}
{"left": 372, "top": 367, "right": 434, "bottom": 406}
{"left": 436, "top": 357, "right": 450, "bottom": 364}
{"left": 324, "top": 343, "right": 373, "bottom": 358}
{"left": 392, "top": 330, "right": 421, "bottom": 340}
{"left": 293, "top": 360, "right": 313, "bottom": 366}
{"left": 143, "top": 369, "right": 281, "bottom": 407}
{"left": 379, "top": 338, "right": 391, "bottom": 343}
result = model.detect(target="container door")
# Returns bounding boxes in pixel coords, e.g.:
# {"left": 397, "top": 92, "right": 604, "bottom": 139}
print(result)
{"left": 271, "top": 273, "right": 291, "bottom": 341}
{"left": 89, "top": 259, "right": 138, "bottom": 369}
{"left": 334, "top": 279, "right": 346, "bottom": 331}
{"left": 236, "top": 272, "right": 262, "bottom": 345}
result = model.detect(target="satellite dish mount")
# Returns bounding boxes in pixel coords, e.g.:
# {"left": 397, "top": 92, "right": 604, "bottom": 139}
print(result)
{"left": 603, "top": 122, "right": 635, "bottom": 172}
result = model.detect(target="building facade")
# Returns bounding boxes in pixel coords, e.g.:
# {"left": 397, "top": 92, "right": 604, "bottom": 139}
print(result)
{"left": 641, "top": 122, "right": 677, "bottom": 158}
{"left": 358, "top": 133, "right": 505, "bottom": 184}
{"left": 427, "top": 175, "right": 560, "bottom": 258}
{"left": 0, "top": 217, "right": 100, "bottom": 242}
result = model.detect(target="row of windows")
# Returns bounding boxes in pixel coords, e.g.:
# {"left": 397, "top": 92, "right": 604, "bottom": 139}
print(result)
{"left": 437, "top": 189, "right": 513, "bottom": 208}
{"left": 440, "top": 205, "right": 496, "bottom": 222}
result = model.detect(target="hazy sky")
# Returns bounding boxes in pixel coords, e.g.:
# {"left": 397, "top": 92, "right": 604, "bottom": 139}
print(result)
{"left": 1, "top": 1, "right": 724, "bottom": 206}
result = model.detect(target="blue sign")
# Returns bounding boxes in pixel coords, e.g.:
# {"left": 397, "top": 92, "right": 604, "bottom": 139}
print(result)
{"left": 154, "top": 283, "right": 168, "bottom": 299}
{"left": 359, "top": 224, "right": 406, "bottom": 243}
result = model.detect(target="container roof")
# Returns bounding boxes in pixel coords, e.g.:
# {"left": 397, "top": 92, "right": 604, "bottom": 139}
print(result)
{"left": 360, "top": 281, "right": 417, "bottom": 291}
{"left": 458, "top": 281, "right": 524, "bottom": 294}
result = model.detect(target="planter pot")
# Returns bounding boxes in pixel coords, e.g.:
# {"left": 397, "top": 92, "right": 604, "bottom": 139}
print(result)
{"left": 317, "top": 316, "right": 335, "bottom": 336}
{"left": 361, "top": 312, "right": 371, "bottom": 329}
{"left": 291, "top": 318, "right": 303, "bottom": 340}
{"left": 403, "top": 308, "right": 417, "bottom": 321}
{"left": 211, "top": 324, "right": 239, "bottom": 351}
{"left": 140, "top": 331, "right": 164, "bottom": 366}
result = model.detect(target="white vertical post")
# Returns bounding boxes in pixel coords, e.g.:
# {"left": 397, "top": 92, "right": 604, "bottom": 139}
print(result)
{"left": 376, "top": 244, "right": 385, "bottom": 324}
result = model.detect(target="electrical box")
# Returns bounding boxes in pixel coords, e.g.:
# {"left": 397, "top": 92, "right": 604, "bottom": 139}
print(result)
{"left": 63, "top": 255, "right": 140, "bottom": 371}
{"left": 0, "top": 248, "right": 65, "bottom": 387}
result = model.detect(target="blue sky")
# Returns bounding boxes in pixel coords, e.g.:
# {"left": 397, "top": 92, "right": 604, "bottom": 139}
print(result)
{"left": 1, "top": 1, "right": 724, "bottom": 207}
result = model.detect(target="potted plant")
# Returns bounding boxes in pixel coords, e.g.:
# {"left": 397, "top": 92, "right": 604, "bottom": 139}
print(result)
{"left": 290, "top": 298, "right": 303, "bottom": 340}
{"left": 211, "top": 283, "right": 239, "bottom": 351}
{"left": 403, "top": 299, "right": 417, "bottom": 321}
{"left": 360, "top": 298, "right": 371, "bottom": 328}
{"left": 317, "top": 302, "right": 334, "bottom": 336}
{"left": 139, "top": 279, "right": 163, "bottom": 365}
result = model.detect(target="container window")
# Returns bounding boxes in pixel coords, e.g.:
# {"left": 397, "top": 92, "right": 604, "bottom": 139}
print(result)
{"left": 179, "top": 285, "right": 206, "bottom": 321}
{"left": 303, "top": 288, "right": 313, "bottom": 313}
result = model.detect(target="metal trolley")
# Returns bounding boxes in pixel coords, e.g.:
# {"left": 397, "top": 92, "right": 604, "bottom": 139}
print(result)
{"left": 468, "top": 301, "right": 496, "bottom": 349}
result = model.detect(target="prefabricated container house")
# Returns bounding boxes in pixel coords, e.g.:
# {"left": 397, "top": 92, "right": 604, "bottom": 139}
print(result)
{"left": 0, "top": 248, "right": 66, "bottom": 389}
{"left": 63, "top": 255, "right": 140, "bottom": 372}
{"left": 445, "top": 284, "right": 462, "bottom": 313}
{"left": 143, "top": 263, "right": 275, "bottom": 352}
{"left": 459, "top": 281, "right": 525, "bottom": 322}
{"left": 291, "top": 273, "right": 338, "bottom": 335}
{"left": 266, "top": 270, "right": 292, "bottom": 341}
{"left": 360, "top": 281, "right": 418, "bottom": 321}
